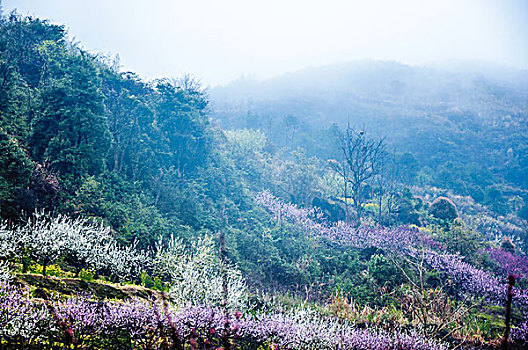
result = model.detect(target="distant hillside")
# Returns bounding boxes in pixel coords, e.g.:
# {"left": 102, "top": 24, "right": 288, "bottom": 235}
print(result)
{"left": 210, "top": 61, "right": 528, "bottom": 214}
{"left": 211, "top": 60, "right": 528, "bottom": 121}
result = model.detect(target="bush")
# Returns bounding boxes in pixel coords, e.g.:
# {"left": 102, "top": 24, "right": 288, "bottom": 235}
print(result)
{"left": 500, "top": 236, "right": 516, "bottom": 254}
{"left": 79, "top": 268, "right": 95, "bottom": 281}
{"left": 368, "top": 254, "right": 402, "bottom": 289}
{"left": 429, "top": 197, "right": 458, "bottom": 221}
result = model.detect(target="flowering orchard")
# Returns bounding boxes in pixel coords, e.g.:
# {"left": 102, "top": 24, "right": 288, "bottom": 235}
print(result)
{"left": 256, "top": 190, "right": 528, "bottom": 344}
{"left": 0, "top": 212, "right": 247, "bottom": 310}
{"left": 1, "top": 194, "right": 527, "bottom": 348}
{"left": 0, "top": 279, "right": 446, "bottom": 350}
{"left": 0, "top": 209, "right": 448, "bottom": 349}
{"left": 0, "top": 212, "right": 148, "bottom": 281}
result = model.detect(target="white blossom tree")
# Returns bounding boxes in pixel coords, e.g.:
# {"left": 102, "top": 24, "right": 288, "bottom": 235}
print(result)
{"left": 0, "top": 212, "right": 149, "bottom": 281}
{"left": 22, "top": 212, "right": 67, "bottom": 276}
{"left": 154, "top": 234, "right": 248, "bottom": 310}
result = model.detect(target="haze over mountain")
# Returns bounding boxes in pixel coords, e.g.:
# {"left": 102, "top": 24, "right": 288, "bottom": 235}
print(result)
{"left": 4, "top": 0, "right": 528, "bottom": 86}
{"left": 210, "top": 60, "right": 528, "bottom": 207}
{"left": 211, "top": 60, "right": 528, "bottom": 121}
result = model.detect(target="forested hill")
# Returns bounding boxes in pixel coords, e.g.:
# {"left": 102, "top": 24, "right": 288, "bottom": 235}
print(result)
{"left": 210, "top": 61, "right": 528, "bottom": 215}
{"left": 0, "top": 13, "right": 219, "bottom": 238}
{"left": 1, "top": 11, "right": 389, "bottom": 295}
{"left": 211, "top": 60, "right": 528, "bottom": 111}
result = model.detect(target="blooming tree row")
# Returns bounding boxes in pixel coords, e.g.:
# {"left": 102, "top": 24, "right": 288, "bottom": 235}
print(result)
{"left": 0, "top": 212, "right": 248, "bottom": 311}
{"left": 255, "top": 190, "right": 438, "bottom": 254}
{"left": 0, "top": 212, "right": 149, "bottom": 281}
{"left": 255, "top": 191, "right": 528, "bottom": 314}
{"left": 0, "top": 279, "right": 447, "bottom": 350}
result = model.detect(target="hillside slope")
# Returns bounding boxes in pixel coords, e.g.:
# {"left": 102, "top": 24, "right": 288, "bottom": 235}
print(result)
{"left": 210, "top": 61, "right": 528, "bottom": 214}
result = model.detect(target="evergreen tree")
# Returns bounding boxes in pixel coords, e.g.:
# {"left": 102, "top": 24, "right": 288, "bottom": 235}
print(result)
{"left": 30, "top": 42, "right": 110, "bottom": 186}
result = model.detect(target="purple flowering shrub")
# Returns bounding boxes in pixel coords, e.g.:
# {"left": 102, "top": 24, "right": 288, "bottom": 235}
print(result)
{"left": 0, "top": 282, "right": 49, "bottom": 345}
{"left": 512, "top": 318, "right": 528, "bottom": 345}
{"left": 487, "top": 248, "right": 528, "bottom": 281}
{"left": 255, "top": 190, "right": 440, "bottom": 254}
{"left": 0, "top": 280, "right": 446, "bottom": 350}
{"left": 256, "top": 191, "right": 528, "bottom": 346}
{"left": 485, "top": 247, "right": 528, "bottom": 341}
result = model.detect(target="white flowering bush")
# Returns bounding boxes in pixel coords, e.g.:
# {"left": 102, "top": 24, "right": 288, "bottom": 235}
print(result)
{"left": 0, "top": 212, "right": 149, "bottom": 282}
{"left": 0, "top": 261, "right": 12, "bottom": 282}
{"left": 0, "top": 220, "right": 26, "bottom": 262}
{"left": 23, "top": 212, "right": 71, "bottom": 275}
{"left": 154, "top": 234, "right": 248, "bottom": 310}
{"left": 99, "top": 239, "right": 150, "bottom": 281}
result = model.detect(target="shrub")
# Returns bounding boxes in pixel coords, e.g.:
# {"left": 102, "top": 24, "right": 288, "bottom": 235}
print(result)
{"left": 154, "top": 234, "right": 248, "bottom": 310}
{"left": 368, "top": 254, "right": 402, "bottom": 289}
{"left": 79, "top": 268, "right": 95, "bottom": 281}
{"left": 429, "top": 197, "right": 458, "bottom": 221}
{"left": 500, "top": 236, "right": 516, "bottom": 254}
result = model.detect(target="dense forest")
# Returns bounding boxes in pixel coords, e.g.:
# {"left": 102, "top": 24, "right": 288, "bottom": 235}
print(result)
{"left": 0, "top": 8, "right": 527, "bottom": 350}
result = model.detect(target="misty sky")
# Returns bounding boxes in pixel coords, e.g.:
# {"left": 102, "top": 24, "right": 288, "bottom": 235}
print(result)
{"left": 3, "top": 0, "right": 528, "bottom": 86}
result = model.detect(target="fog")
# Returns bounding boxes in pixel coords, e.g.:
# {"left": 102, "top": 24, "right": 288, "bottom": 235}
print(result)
{"left": 3, "top": 0, "right": 528, "bottom": 86}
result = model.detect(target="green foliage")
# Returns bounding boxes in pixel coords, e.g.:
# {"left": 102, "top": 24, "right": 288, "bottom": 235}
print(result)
{"left": 139, "top": 271, "right": 168, "bottom": 291}
{"left": 28, "top": 262, "right": 70, "bottom": 278}
{"left": 435, "top": 220, "right": 484, "bottom": 262}
{"left": 0, "top": 58, "right": 31, "bottom": 139}
{"left": 368, "top": 254, "right": 402, "bottom": 289}
{"left": 500, "top": 236, "right": 516, "bottom": 254}
{"left": 154, "top": 78, "right": 211, "bottom": 176}
{"left": 0, "top": 13, "right": 65, "bottom": 88}
{"left": 396, "top": 152, "right": 419, "bottom": 183}
{"left": 393, "top": 188, "right": 422, "bottom": 225}
{"left": 0, "top": 128, "right": 33, "bottom": 218}
{"left": 30, "top": 41, "right": 110, "bottom": 186}
{"left": 79, "top": 268, "right": 95, "bottom": 281}
{"left": 429, "top": 197, "right": 458, "bottom": 221}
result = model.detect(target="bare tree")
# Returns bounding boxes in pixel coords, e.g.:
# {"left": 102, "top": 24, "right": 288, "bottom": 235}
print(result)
{"left": 373, "top": 150, "right": 400, "bottom": 226}
{"left": 174, "top": 74, "right": 203, "bottom": 94}
{"left": 335, "top": 126, "right": 386, "bottom": 224}
{"left": 328, "top": 158, "right": 351, "bottom": 221}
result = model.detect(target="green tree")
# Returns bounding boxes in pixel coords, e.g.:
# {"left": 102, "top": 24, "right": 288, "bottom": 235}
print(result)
{"left": 154, "top": 78, "right": 210, "bottom": 177}
{"left": 30, "top": 42, "right": 110, "bottom": 186}
{"left": 282, "top": 148, "right": 319, "bottom": 206}
{"left": 0, "top": 13, "right": 65, "bottom": 88}
{"left": 397, "top": 152, "right": 419, "bottom": 183}
{"left": 101, "top": 70, "right": 155, "bottom": 181}
{"left": 0, "top": 58, "right": 31, "bottom": 139}
{"left": 429, "top": 197, "right": 458, "bottom": 221}
{"left": 0, "top": 128, "right": 33, "bottom": 219}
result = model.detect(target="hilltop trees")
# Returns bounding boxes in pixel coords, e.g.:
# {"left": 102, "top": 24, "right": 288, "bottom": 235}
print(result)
{"left": 0, "top": 12, "right": 213, "bottom": 241}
